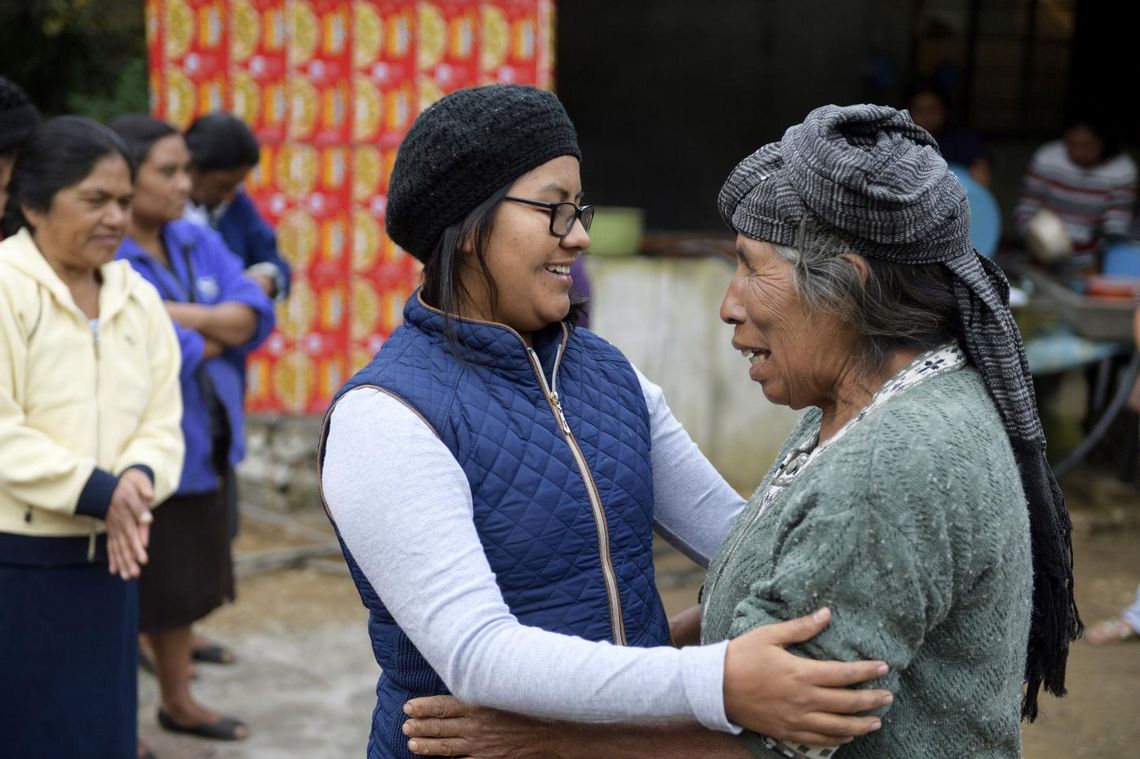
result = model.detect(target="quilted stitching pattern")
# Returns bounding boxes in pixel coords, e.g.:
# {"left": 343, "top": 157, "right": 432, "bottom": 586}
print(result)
{"left": 326, "top": 294, "right": 669, "bottom": 759}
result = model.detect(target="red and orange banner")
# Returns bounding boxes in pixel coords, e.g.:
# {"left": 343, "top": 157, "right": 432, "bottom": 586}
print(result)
{"left": 145, "top": 0, "right": 555, "bottom": 413}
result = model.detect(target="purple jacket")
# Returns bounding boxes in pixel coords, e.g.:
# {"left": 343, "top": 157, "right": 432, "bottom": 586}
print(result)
{"left": 116, "top": 220, "right": 275, "bottom": 495}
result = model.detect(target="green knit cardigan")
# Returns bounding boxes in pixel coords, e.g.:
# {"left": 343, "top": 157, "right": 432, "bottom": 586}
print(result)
{"left": 701, "top": 365, "right": 1032, "bottom": 759}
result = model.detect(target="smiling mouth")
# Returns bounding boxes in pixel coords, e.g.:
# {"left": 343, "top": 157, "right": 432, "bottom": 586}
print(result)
{"left": 741, "top": 348, "right": 771, "bottom": 366}
{"left": 544, "top": 264, "right": 572, "bottom": 276}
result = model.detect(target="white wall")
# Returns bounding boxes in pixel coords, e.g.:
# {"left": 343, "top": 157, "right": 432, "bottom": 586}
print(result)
{"left": 586, "top": 255, "right": 801, "bottom": 492}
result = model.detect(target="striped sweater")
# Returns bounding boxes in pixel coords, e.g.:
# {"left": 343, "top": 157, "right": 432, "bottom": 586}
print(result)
{"left": 1015, "top": 140, "right": 1137, "bottom": 254}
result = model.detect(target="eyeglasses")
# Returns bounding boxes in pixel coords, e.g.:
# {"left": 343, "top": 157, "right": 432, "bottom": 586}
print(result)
{"left": 504, "top": 196, "right": 594, "bottom": 238}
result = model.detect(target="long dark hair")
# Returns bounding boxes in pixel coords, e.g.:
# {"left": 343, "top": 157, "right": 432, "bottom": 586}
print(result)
{"left": 107, "top": 114, "right": 179, "bottom": 170}
{"left": 419, "top": 182, "right": 586, "bottom": 348}
{"left": 2, "top": 115, "right": 134, "bottom": 237}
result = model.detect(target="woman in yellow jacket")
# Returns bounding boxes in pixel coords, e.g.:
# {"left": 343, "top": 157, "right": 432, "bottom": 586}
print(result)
{"left": 0, "top": 116, "right": 184, "bottom": 759}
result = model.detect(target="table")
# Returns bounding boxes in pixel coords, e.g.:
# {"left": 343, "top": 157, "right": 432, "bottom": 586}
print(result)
{"left": 1008, "top": 260, "right": 1139, "bottom": 478}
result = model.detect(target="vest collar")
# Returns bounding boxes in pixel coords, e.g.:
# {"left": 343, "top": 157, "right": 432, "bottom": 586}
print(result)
{"left": 404, "top": 289, "right": 569, "bottom": 375}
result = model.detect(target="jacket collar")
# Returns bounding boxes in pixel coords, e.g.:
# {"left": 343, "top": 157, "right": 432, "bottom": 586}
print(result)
{"left": 116, "top": 223, "right": 198, "bottom": 301}
{"left": 405, "top": 289, "right": 569, "bottom": 374}
{"left": 0, "top": 227, "right": 136, "bottom": 321}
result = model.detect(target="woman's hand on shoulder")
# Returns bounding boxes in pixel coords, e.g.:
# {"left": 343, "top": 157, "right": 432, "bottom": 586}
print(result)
{"left": 723, "top": 607, "right": 891, "bottom": 746}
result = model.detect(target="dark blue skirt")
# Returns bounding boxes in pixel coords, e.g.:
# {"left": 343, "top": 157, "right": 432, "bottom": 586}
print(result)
{"left": 0, "top": 555, "right": 138, "bottom": 759}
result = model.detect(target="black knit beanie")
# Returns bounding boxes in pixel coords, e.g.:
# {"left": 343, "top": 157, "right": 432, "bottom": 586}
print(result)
{"left": 0, "top": 77, "right": 41, "bottom": 154}
{"left": 386, "top": 84, "right": 581, "bottom": 263}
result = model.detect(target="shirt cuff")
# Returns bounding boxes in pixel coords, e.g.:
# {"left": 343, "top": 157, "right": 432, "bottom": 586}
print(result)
{"left": 75, "top": 468, "right": 119, "bottom": 519}
{"left": 124, "top": 464, "right": 155, "bottom": 486}
{"left": 680, "top": 640, "right": 742, "bottom": 734}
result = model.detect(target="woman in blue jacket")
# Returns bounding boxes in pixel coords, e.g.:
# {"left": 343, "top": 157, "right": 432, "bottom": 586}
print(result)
{"left": 112, "top": 115, "right": 275, "bottom": 742}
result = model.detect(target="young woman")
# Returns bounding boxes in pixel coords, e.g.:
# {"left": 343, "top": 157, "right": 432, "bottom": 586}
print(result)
{"left": 111, "top": 115, "right": 276, "bottom": 742}
{"left": 0, "top": 116, "right": 183, "bottom": 758}
{"left": 320, "top": 84, "right": 892, "bottom": 759}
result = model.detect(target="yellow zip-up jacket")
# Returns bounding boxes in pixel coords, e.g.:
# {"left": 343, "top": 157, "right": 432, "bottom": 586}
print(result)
{"left": 0, "top": 229, "right": 184, "bottom": 545}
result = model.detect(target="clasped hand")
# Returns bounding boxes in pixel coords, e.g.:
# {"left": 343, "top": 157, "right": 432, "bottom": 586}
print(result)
{"left": 105, "top": 468, "right": 155, "bottom": 580}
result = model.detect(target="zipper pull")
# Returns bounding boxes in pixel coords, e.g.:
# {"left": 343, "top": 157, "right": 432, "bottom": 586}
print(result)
{"left": 550, "top": 391, "right": 571, "bottom": 435}
{"left": 24, "top": 506, "right": 33, "bottom": 523}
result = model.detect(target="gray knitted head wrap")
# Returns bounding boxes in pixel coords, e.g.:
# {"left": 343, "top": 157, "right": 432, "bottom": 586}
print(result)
{"left": 719, "top": 103, "right": 1079, "bottom": 720}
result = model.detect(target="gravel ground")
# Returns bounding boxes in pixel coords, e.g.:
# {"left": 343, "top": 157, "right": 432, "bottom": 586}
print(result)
{"left": 138, "top": 485, "right": 1140, "bottom": 759}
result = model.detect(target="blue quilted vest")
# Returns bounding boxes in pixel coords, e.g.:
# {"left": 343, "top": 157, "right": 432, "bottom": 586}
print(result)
{"left": 320, "top": 293, "right": 670, "bottom": 759}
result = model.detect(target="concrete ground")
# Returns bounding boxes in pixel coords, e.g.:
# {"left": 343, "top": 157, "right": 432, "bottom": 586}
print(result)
{"left": 139, "top": 477, "right": 1140, "bottom": 759}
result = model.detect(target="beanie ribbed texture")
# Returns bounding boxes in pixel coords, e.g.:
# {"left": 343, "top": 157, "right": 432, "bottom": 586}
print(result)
{"left": 0, "top": 77, "right": 41, "bottom": 154}
{"left": 386, "top": 84, "right": 580, "bottom": 263}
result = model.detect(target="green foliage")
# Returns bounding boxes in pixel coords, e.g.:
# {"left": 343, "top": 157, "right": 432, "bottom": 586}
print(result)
{"left": 67, "top": 56, "right": 149, "bottom": 122}
{"left": 0, "top": 0, "right": 146, "bottom": 119}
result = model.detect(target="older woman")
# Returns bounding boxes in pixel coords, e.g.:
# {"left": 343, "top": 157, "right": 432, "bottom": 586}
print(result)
{"left": 0, "top": 116, "right": 183, "bottom": 758}
{"left": 403, "top": 104, "right": 1080, "bottom": 759}
{"left": 700, "top": 103, "right": 1080, "bottom": 758}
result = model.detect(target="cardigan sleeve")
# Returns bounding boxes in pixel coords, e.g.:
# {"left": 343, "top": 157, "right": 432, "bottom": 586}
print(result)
{"left": 0, "top": 279, "right": 106, "bottom": 517}
{"left": 725, "top": 439, "right": 957, "bottom": 697}
{"left": 724, "top": 448, "right": 958, "bottom": 758}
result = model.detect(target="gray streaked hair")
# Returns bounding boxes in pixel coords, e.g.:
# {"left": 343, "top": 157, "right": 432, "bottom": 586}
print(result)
{"left": 773, "top": 224, "right": 960, "bottom": 375}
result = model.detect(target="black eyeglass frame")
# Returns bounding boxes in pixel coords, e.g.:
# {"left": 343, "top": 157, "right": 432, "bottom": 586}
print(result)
{"left": 503, "top": 196, "right": 595, "bottom": 238}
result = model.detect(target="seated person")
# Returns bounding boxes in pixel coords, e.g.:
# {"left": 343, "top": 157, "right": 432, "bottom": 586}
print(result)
{"left": 1015, "top": 114, "right": 1137, "bottom": 272}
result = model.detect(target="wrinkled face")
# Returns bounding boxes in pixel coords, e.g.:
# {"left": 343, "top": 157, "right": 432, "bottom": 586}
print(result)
{"left": 719, "top": 235, "right": 853, "bottom": 409}
{"left": 190, "top": 164, "right": 251, "bottom": 209}
{"left": 908, "top": 91, "right": 947, "bottom": 135}
{"left": 24, "top": 154, "right": 132, "bottom": 273}
{"left": 462, "top": 155, "right": 590, "bottom": 338}
{"left": 132, "top": 134, "right": 193, "bottom": 225}
{"left": 1064, "top": 125, "right": 1104, "bottom": 169}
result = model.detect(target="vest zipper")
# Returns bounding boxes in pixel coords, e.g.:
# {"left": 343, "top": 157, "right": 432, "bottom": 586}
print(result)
{"left": 527, "top": 340, "right": 628, "bottom": 646}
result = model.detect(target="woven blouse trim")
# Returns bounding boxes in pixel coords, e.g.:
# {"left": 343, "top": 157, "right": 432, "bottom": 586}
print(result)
{"left": 755, "top": 342, "right": 966, "bottom": 519}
